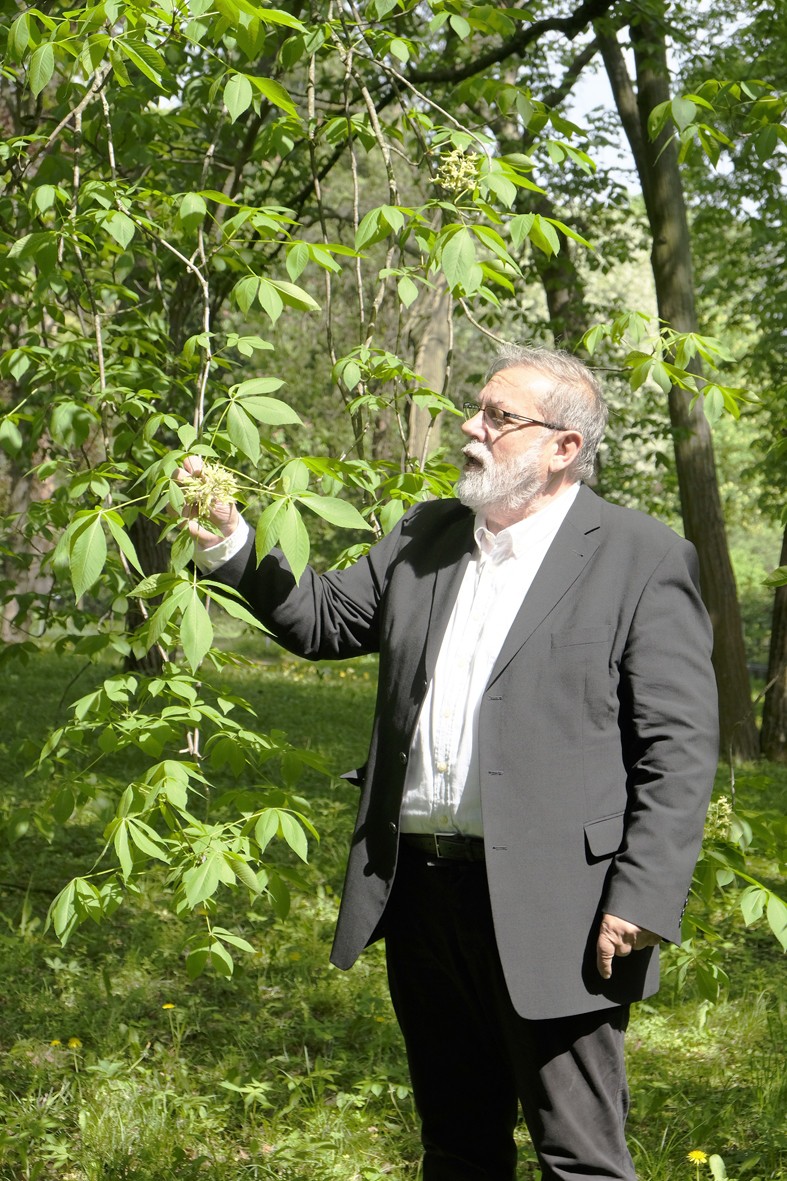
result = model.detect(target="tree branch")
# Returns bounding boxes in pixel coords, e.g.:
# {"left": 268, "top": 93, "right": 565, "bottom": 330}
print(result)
{"left": 407, "top": 0, "right": 616, "bottom": 86}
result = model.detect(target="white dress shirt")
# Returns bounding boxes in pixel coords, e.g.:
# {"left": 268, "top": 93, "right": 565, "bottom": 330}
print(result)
{"left": 194, "top": 486, "right": 581, "bottom": 838}
{"left": 400, "top": 484, "right": 580, "bottom": 836}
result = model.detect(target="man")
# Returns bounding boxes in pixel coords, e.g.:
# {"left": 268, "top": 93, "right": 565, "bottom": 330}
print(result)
{"left": 179, "top": 345, "right": 719, "bottom": 1180}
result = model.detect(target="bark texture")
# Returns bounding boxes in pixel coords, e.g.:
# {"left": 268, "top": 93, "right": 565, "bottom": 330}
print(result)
{"left": 761, "top": 526, "right": 787, "bottom": 761}
{"left": 598, "top": 10, "right": 759, "bottom": 759}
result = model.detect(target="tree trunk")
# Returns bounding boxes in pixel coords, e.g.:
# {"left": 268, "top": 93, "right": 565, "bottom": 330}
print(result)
{"left": 406, "top": 277, "right": 452, "bottom": 466}
{"left": 761, "top": 526, "right": 787, "bottom": 761}
{"left": 124, "top": 514, "right": 170, "bottom": 675}
{"left": 599, "top": 12, "right": 759, "bottom": 760}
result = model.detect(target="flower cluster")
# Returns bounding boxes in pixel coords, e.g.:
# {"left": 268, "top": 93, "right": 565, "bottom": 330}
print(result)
{"left": 704, "top": 795, "right": 733, "bottom": 841}
{"left": 434, "top": 148, "right": 479, "bottom": 195}
{"left": 179, "top": 462, "right": 239, "bottom": 522}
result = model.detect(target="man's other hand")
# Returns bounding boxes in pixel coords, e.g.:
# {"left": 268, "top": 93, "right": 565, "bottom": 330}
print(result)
{"left": 174, "top": 456, "right": 240, "bottom": 549}
{"left": 596, "top": 913, "right": 660, "bottom": 980}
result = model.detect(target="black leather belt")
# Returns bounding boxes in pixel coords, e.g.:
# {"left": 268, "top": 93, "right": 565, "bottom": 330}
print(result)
{"left": 401, "top": 833, "right": 485, "bottom": 862}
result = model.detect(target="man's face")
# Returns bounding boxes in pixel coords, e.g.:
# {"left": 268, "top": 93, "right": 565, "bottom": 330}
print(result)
{"left": 456, "top": 365, "right": 558, "bottom": 516}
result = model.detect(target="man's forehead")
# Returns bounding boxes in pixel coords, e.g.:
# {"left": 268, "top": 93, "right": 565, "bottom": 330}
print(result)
{"left": 482, "top": 365, "right": 550, "bottom": 403}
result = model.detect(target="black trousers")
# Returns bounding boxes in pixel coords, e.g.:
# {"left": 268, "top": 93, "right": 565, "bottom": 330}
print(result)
{"left": 384, "top": 843, "right": 637, "bottom": 1181}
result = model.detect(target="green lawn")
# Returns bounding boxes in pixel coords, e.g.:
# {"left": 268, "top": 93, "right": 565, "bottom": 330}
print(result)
{"left": 0, "top": 648, "right": 784, "bottom": 1180}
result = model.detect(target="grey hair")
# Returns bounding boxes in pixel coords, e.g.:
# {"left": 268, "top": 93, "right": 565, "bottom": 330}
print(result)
{"left": 486, "top": 344, "right": 608, "bottom": 481}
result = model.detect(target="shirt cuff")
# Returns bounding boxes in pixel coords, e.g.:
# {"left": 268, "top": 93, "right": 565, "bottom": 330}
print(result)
{"left": 193, "top": 516, "right": 250, "bottom": 573}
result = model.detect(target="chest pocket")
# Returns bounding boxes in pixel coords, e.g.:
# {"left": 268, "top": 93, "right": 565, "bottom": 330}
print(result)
{"left": 551, "top": 627, "right": 612, "bottom": 649}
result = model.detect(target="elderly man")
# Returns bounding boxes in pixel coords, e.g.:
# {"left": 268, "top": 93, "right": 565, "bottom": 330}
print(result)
{"left": 180, "top": 345, "right": 718, "bottom": 1180}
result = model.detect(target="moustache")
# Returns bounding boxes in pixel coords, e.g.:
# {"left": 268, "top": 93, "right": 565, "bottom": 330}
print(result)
{"left": 462, "top": 442, "right": 491, "bottom": 467}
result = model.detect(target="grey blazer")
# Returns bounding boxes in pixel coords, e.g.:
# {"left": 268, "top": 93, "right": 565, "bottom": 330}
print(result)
{"left": 214, "top": 485, "right": 719, "bottom": 1020}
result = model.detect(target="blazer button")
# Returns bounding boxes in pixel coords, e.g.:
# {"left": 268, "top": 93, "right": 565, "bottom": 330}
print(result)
{"left": 398, "top": 752, "right": 407, "bottom": 765}
{"left": 388, "top": 821, "right": 398, "bottom": 834}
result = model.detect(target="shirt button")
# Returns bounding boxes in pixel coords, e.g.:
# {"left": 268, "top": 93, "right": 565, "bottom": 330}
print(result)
{"left": 435, "top": 761, "right": 448, "bottom": 773}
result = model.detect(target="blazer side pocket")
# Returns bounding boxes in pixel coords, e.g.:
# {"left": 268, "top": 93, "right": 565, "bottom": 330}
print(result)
{"left": 584, "top": 811, "right": 626, "bottom": 862}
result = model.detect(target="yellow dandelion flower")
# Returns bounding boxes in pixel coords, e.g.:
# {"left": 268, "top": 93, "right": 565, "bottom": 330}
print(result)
{"left": 688, "top": 1150, "right": 708, "bottom": 1164}
{"left": 50, "top": 1039, "right": 62, "bottom": 1046}
{"left": 162, "top": 1003, "right": 175, "bottom": 1010}
{"left": 67, "top": 1037, "right": 82, "bottom": 1049}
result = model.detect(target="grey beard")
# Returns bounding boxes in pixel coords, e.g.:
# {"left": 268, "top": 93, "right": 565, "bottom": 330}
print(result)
{"left": 456, "top": 444, "right": 546, "bottom": 515}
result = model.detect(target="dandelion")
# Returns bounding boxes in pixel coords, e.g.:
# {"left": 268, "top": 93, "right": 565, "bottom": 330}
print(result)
{"left": 67, "top": 1037, "right": 82, "bottom": 1049}
{"left": 688, "top": 1150, "right": 709, "bottom": 1179}
{"left": 50, "top": 1039, "right": 62, "bottom": 1046}
{"left": 162, "top": 1003, "right": 175, "bottom": 1010}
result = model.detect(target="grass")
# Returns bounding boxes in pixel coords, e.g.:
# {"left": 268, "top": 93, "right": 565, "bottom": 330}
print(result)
{"left": 0, "top": 646, "right": 785, "bottom": 1181}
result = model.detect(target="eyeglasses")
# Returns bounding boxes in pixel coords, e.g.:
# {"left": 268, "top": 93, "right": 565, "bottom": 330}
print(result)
{"left": 462, "top": 402, "right": 568, "bottom": 432}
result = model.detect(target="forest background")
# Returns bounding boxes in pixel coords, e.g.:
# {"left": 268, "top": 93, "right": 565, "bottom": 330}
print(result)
{"left": 0, "top": 0, "right": 785, "bottom": 1178}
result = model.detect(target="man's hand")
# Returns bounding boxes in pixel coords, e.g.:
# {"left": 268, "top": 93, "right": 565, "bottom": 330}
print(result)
{"left": 174, "top": 456, "right": 240, "bottom": 549}
{"left": 596, "top": 913, "right": 660, "bottom": 980}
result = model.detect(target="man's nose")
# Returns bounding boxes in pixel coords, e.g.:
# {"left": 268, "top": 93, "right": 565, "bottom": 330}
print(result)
{"left": 461, "top": 407, "right": 485, "bottom": 441}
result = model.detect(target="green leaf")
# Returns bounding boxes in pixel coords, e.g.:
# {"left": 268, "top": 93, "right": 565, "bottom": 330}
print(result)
{"left": 113, "top": 819, "right": 134, "bottom": 879}
{"left": 8, "top": 13, "right": 31, "bottom": 60}
{"left": 127, "top": 819, "right": 169, "bottom": 861}
{"left": 182, "top": 852, "right": 221, "bottom": 909}
{"left": 118, "top": 38, "right": 164, "bottom": 85}
{"left": 766, "top": 891, "right": 787, "bottom": 951}
{"left": 255, "top": 499, "right": 286, "bottom": 563}
{"left": 250, "top": 75, "right": 297, "bottom": 117}
{"left": 224, "top": 73, "right": 253, "bottom": 122}
{"left": 397, "top": 275, "right": 419, "bottom": 307}
{"left": 105, "top": 513, "right": 144, "bottom": 574}
{"left": 203, "top": 585, "right": 267, "bottom": 631}
{"left": 440, "top": 228, "right": 480, "bottom": 293}
{"left": 255, "top": 278, "right": 284, "bottom": 324}
{"left": 255, "top": 809, "right": 280, "bottom": 853}
{"left": 70, "top": 515, "right": 108, "bottom": 600}
{"left": 287, "top": 241, "right": 309, "bottom": 281}
{"left": 449, "top": 13, "right": 471, "bottom": 38}
{"left": 224, "top": 855, "right": 262, "bottom": 895}
{"left": 297, "top": 492, "right": 371, "bottom": 531}
{"left": 278, "top": 501, "right": 310, "bottom": 583}
{"left": 209, "top": 939, "right": 234, "bottom": 977}
{"left": 29, "top": 43, "right": 55, "bottom": 98}
{"left": 389, "top": 37, "right": 409, "bottom": 63}
{"left": 671, "top": 96, "right": 696, "bottom": 132}
{"left": 708, "top": 1155, "right": 728, "bottom": 1181}
{"left": 0, "top": 418, "right": 23, "bottom": 456}
{"left": 103, "top": 210, "right": 136, "bottom": 249}
{"left": 180, "top": 584, "right": 213, "bottom": 671}
{"left": 271, "top": 280, "right": 320, "bottom": 312}
{"left": 49, "top": 880, "right": 78, "bottom": 943}
{"left": 278, "top": 811, "right": 308, "bottom": 862}
{"left": 227, "top": 402, "right": 261, "bottom": 464}
{"left": 740, "top": 884, "right": 766, "bottom": 927}
{"left": 178, "top": 193, "right": 208, "bottom": 231}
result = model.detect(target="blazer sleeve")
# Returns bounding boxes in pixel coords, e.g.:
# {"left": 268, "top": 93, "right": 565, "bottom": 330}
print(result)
{"left": 203, "top": 511, "right": 411, "bottom": 662}
{"left": 602, "top": 537, "right": 719, "bottom": 944}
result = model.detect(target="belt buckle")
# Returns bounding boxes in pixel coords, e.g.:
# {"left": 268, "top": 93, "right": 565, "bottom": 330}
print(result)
{"left": 433, "top": 832, "right": 456, "bottom": 859}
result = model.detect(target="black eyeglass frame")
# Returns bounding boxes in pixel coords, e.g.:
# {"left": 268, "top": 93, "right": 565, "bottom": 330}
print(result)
{"left": 462, "top": 401, "right": 568, "bottom": 433}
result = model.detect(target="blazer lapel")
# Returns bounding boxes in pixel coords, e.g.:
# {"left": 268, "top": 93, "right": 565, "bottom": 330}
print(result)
{"left": 489, "top": 485, "right": 603, "bottom": 684}
{"left": 423, "top": 510, "right": 475, "bottom": 680}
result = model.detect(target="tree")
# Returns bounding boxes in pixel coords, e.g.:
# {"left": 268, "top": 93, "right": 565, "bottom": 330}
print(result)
{"left": 1, "top": 0, "right": 783, "bottom": 967}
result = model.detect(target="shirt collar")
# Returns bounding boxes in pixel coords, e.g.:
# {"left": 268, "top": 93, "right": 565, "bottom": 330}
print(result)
{"left": 474, "top": 482, "right": 581, "bottom": 561}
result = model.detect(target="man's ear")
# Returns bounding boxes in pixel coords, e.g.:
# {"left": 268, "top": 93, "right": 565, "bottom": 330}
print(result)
{"left": 548, "top": 430, "right": 583, "bottom": 473}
